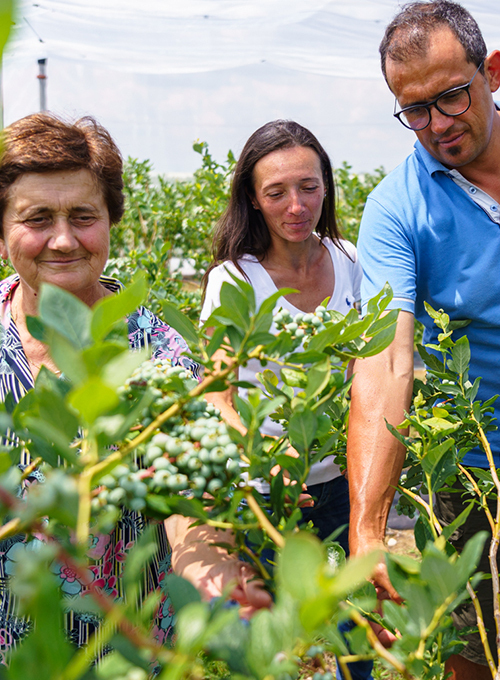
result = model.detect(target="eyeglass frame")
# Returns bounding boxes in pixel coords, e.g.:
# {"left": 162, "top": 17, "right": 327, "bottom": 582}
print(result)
{"left": 393, "top": 59, "right": 485, "bottom": 131}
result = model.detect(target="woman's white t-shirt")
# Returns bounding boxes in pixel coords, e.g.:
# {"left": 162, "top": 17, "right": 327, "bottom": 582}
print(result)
{"left": 200, "top": 238, "right": 363, "bottom": 488}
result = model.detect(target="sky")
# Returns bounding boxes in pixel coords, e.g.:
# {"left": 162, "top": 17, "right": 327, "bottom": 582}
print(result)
{"left": 2, "top": 1, "right": 499, "bottom": 177}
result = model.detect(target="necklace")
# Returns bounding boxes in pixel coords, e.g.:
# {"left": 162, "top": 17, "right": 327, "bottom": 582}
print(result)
{"left": 10, "top": 292, "right": 62, "bottom": 376}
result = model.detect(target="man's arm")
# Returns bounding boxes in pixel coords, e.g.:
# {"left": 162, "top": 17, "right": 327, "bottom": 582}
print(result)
{"left": 347, "top": 311, "right": 415, "bottom": 602}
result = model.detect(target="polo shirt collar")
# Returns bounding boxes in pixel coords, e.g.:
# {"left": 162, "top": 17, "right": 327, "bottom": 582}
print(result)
{"left": 413, "top": 140, "right": 449, "bottom": 176}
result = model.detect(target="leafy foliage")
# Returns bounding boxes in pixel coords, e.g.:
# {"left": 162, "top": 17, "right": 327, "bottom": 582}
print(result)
{"left": 105, "top": 153, "right": 386, "bottom": 325}
{"left": 0, "top": 278, "right": 487, "bottom": 680}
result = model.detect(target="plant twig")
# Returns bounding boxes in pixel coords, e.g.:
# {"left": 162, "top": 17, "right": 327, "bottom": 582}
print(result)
{"left": 457, "top": 464, "right": 495, "bottom": 533}
{"left": 88, "top": 345, "right": 265, "bottom": 481}
{"left": 340, "top": 604, "right": 412, "bottom": 678}
{"left": 245, "top": 492, "right": 284, "bottom": 549}
{"left": 466, "top": 581, "right": 497, "bottom": 678}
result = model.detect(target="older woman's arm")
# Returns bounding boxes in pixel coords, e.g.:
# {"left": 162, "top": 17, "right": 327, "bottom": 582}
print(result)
{"left": 165, "top": 515, "right": 272, "bottom": 619}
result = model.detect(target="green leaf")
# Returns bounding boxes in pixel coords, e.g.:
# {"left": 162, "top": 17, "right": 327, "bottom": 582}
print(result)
{"left": 175, "top": 602, "right": 210, "bottom": 653}
{"left": 44, "top": 327, "right": 88, "bottom": 386}
{"left": 91, "top": 273, "right": 147, "bottom": 342}
{"left": 101, "top": 348, "right": 149, "bottom": 388}
{"left": 82, "top": 342, "right": 127, "bottom": 377}
{"left": 281, "top": 368, "right": 308, "bottom": 388}
{"left": 161, "top": 300, "right": 199, "bottom": 345}
{"left": 205, "top": 325, "right": 226, "bottom": 357}
{"left": 259, "top": 288, "right": 296, "bottom": 316}
{"left": 417, "top": 344, "right": 444, "bottom": 372}
{"left": 68, "top": 376, "right": 119, "bottom": 424}
{"left": 308, "top": 321, "right": 343, "bottom": 352}
{"left": 365, "top": 308, "right": 399, "bottom": 336}
{"left": 38, "top": 283, "right": 92, "bottom": 349}
{"left": 25, "top": 315, "right": 47, "bottom": 343}
{"left": 219, "top": 281, "right": 252, "bottom": 331}
{"left": 278, "top": 532, "right": 325, "bottom": 601}
{"left": 0, "top": 0, "right": 13, "bottom": 58}
{"left": 165, "top": 573, "right": 202, "bottom": 612}
{"left": 355, "top": 324, "right": 397, "bottom": 358}
{"left": 448, "top": 335, "right": 470, "bottom": 376}
{"left": 455, "top": 531, "right": 488, "bottom": 584}
{"left": 442, "top": 501, "right": 475, "bottom": 541}
{"left": 288, "top": 409, "right": 317, "bottom": 453}
{"left": 329, "top": 551, "right": 381, "bottom": 599}
{"left": 305, "top": 358, "right": 331, "bottom": 401}
{"left": 421, "top": 439, "right": 454, "bottom": 475}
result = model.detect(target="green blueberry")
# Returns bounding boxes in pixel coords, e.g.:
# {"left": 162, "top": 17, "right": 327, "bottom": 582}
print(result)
{"left": 166, "top": 474, "right": 189, "bottom": 492}
{"left": 108, "top": 488, "right": 127, "bottom": 505}
{"left": 192, "top": 476, "right": 206, "bottom": 490}
{"left": 166, "top": 439, "right": 185, "bottom": 456}
{"left": 187, "top": 457, "right": 202, "bottom": 471}
{"left": 199, "top": 448, "right": 211, "bottom": 463}
{"left": 207, "top": 479, "right": 223, "bottom": 494}
{"left": 200, "top": 465, "right": 212, "bottom": 479}
{"left": 153, "top": 470, "right": 171, "bottom": 487}
{"left": 111, "top": 465, "right": 129, "bottom": 479}
{"left": 209, "top": 447, "right": 228, "bottom": 464}
{"left": 99, "top": 474, "right": 116, "bottom": 489}
{"left": 200, "top": 433, "right": 218, "bottom": 450}
{"left": 153, "top": 456, "right": 171, "bottom": 470}
{"left": 133, "top": 482, "right": 148, "bottom": 498}
{"left": 226, "top": 459, "right": 241, "bottom": 475}
{"left": 225, "top": 443, "right": 238, "bottom": 457}
{"left": 129, "top": 498, "right": 146, "bottom": 512}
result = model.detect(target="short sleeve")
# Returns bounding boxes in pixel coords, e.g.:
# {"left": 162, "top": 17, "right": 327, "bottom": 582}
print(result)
{"left": 358, "top": 196, "right": 416, "bottom": 315}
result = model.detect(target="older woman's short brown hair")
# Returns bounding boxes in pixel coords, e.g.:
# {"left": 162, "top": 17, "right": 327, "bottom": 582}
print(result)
{"left": 0, "top": 113, "right": 124, "bottom": 235}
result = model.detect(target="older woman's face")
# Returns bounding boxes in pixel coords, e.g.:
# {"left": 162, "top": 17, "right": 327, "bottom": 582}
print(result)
{"left": 0, "top": 169, "right": 110, "bottom": 305}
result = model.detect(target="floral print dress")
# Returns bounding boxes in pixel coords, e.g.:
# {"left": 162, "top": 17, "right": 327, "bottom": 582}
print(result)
{"left": 0, "top": 274, "right": 200, "bottom": 662}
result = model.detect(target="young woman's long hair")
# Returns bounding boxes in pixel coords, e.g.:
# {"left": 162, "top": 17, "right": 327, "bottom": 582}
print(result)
{"left": 203, "top": 120, "right": 345, "bottom": 290}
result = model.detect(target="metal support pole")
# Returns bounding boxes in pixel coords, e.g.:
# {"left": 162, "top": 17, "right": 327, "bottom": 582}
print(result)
{"left": 37, "top": 58, "right": 47, "bottom": 111}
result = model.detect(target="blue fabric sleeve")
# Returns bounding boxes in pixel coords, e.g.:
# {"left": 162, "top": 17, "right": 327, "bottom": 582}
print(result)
{"left": 358, "top": 195, "right": 416, "bottom": 315}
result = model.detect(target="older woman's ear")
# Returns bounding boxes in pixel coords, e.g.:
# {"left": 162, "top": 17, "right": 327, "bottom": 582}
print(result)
{"left": 0, "top": 240, "right": 8, "bottom": 261}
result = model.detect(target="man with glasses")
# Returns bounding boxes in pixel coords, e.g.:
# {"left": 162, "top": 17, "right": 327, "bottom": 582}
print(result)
{"left": 347, "top": 2, "right": 500, "bottom": 678}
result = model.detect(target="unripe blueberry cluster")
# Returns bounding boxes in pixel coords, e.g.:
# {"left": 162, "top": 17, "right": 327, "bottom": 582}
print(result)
{"left": 273, "top": 305, "right": 330, "bottom": 347}
{"left": 92, "top": 359, "right": 243, "bottom": 516}
{"left": 312, "top": 673, "right": 333, "bottom": 680}
{"left": 117, "top": 360, "right": 201, "bottom": 428}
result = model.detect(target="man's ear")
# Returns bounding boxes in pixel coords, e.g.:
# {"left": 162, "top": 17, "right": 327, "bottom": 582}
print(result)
{"left": 484, "top": 50, "right": 500, "bottom": 93}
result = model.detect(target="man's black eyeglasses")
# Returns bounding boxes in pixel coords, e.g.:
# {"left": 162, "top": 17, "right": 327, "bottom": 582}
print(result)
{"left": 393, "top": 60, "right": 484, "bottom": 131}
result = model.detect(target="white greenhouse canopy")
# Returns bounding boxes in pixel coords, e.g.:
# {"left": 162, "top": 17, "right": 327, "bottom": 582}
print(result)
{"left": 3, "top": 0, "right": 500, "bottom": 176}
{"left": 7, "top": 0, "right": 500, "bottom": 79}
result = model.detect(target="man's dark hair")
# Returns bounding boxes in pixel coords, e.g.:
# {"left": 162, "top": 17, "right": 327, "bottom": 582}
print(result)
{"left": 380, "top": 1, "right": 487, "bottom": 84}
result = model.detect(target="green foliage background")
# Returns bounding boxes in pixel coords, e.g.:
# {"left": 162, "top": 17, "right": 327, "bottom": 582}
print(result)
{"left": 100, "top": 144, "right": 385, "bottom": 321}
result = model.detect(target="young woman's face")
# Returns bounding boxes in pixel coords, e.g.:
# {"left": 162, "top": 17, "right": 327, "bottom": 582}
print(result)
{"left": 251, "top": 145, "right": 325, "bottom": 247}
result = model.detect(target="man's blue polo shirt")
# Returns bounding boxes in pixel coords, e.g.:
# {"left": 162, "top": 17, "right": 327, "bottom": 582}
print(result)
{"left": 358, "top": 140, "right": 500, "bottom": 467}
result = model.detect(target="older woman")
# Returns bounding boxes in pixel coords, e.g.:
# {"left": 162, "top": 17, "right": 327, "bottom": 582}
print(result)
{"left": 201, "top": 120, "right": 372, "bottom": 680}
{"left": 0, "top": 113, "right": 268, "bottom": 661}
